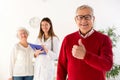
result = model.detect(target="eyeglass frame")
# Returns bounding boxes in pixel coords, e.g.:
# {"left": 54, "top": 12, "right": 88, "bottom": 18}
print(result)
{"left": 75, "top": 14, "right": 93, "bottom": 20}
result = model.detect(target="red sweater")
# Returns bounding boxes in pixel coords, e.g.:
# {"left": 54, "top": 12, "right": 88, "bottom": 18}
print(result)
{"left": 57, "top": 30, "right": 113, "bottom": 80}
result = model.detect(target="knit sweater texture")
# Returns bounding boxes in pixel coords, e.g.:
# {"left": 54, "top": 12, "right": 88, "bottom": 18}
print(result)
{"left": 57, "top": 30, "right": 113, "bottom": 80}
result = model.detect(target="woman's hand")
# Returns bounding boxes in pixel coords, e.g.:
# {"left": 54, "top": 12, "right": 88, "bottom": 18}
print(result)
{"left": 41, "top": 45, "right": 48, "bottom": 53}
{"left": 34, "top": 49, "right": 44, "bottom": 57}
{"left": 8, "top": 78, "right": 12, "bottom": 80}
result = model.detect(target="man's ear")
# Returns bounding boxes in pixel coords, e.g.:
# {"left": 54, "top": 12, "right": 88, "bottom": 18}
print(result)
{"left": 93, "top": 16, "right": 95, "bottom": 22}
{"left": 74, "top": 16, "right": 77, "bottom": 22}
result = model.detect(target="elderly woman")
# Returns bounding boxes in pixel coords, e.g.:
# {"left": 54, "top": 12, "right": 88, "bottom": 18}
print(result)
{"left": 8, "top": 27, "right": 34, "bottom": 80}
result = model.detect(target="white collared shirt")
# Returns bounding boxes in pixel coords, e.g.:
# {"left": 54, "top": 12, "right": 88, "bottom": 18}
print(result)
{"left": 79, "top": 29, "right": 94, "bottom": 38}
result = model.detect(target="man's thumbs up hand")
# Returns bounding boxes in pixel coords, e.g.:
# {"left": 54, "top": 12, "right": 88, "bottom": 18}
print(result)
{"left": 72, "top": 39, "right": 86, "bottom": 59}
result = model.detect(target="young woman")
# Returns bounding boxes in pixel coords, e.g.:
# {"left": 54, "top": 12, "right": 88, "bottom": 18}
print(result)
{"left": 33, "top": 17, "right": 60, "bottom": 80}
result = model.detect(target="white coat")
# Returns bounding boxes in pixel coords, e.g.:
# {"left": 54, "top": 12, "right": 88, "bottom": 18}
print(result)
{"left": 33, "top": 36, "right": 60, "bottom": 80}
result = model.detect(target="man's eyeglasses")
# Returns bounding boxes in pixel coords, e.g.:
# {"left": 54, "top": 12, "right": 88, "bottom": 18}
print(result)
{"left": 76, "top": 15, "right": 93, "bottom": 20}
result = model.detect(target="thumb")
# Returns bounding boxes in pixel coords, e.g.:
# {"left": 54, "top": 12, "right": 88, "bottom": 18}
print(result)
{"left": 78, "top": 39, "right": 83, "bottom": 46}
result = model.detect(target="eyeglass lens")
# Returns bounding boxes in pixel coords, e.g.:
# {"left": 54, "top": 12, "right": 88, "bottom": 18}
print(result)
{"left": 76, "top": 15, "right": 92, "bottom": 20}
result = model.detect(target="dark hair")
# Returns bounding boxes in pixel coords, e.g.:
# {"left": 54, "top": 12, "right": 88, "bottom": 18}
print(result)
{"left": 38, "top": 17, "right": 56, "bottom": 39}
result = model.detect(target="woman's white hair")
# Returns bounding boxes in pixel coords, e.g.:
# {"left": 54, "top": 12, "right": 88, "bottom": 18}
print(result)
{"left": 16, "top": 27, "right": 29, "bottom": 38}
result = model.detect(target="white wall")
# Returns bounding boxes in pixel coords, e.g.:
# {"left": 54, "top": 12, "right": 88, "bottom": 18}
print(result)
{"left": 0, "top": 0, "right": 120, "bottom": 79}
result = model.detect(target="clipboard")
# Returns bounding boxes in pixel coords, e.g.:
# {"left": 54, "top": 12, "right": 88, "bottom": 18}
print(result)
{"left": 29, "top": 43, "right": 46, "bottom": 54}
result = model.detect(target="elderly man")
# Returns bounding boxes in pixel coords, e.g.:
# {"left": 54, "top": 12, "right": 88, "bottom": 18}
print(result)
{"left": 57, "top": 5, "right": 113, "bottom": 80}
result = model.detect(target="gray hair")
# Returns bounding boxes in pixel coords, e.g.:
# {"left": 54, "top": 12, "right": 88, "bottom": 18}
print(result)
{"left": 76, "top": 5, "right": 94, "bottom": 15}
{"left": 16, "top": 27, "right": 29, "bottom": 38}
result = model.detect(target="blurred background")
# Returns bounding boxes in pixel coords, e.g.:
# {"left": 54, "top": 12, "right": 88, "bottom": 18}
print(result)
{"left": 0, "top": 0, "right": 120, "bottom": 79}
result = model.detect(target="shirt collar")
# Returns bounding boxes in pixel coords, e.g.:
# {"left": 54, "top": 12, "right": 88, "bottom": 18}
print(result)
{"left": 79, "top": 29, "right": 94, "bottom": 38}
